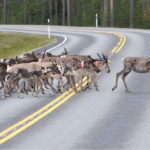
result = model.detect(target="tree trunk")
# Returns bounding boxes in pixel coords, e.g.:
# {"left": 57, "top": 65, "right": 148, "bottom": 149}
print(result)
{"left": 67, "top": 0, "right": 71, "bottom": 26}
{"left": 29, "top": 3, "right": 31, "bottom": 24}
{"left": 142, "top": 0, "right": 145, "bottom": 15}
{"left": 3, "top": 0, "right": 7, "bottom": 24}
{"left": 130, "top": 0, "right": 134, "bottom": 28}
{"left": 41, "top": 0, "right": 44, "bottom": 24}
{"left": 49, "top": 0, "right": 52, "bottom": 23}
{"left": 55, "top": 0, "right": 58, "bottom": 25}
{"left": 110, "top": 0, "right": 114, "bottom": 27}
{"left": 103, "top": 0, "right": 108, "bottom": 26}
{"left": 62, "top": 0, "right": 65, "bottom": 25}
{"left": 23, "top": 0, "right": 26, "bottom": 24}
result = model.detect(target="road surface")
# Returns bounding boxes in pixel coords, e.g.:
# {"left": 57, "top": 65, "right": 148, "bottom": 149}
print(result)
{"left": 0, "top": 25, "right": 150, "bottom": 149}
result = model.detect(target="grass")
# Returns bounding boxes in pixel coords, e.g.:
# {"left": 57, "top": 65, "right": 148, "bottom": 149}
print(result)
{"left": 0, "top": 32, "right": 57, "bottom": 59}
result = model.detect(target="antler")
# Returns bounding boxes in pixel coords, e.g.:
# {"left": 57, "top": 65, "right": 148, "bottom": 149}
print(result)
{"left": 97, "top": 53, "right": 102, "bottom": 60}
{"left": 41, "top": 49, "right": 47, "bottom": 59}
{"left": 102, "top": 53, "right": 106, "bottom": 59}
{"left": 102, "top": 53, "right": 111, "bottom": 63}
{"left": 15, "top": 56, "right": 18, "bottom": 60}
{"left": 73, "top": 57, "right": 81, "bottom": 62}
{"left": 64, "top": 48, "right": 68, "bottom": 54}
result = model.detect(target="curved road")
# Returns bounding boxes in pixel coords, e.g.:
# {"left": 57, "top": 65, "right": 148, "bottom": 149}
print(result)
{"left": 0, "top": 25, "right": 150, "bottom": 149}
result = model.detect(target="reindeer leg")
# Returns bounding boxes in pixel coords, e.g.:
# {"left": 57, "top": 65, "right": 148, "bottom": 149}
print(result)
{"left": 42, "top": 78, "right": 49, "bottom": 89}
{"left": 121, "top": 72, "right": 131, "bottom": 93}
{"left": 7, "top": 76, "right": 18, "bottom": 97}
{"left": 57, "top": 78, "right": 61, "bottom": 92}
{"left": 33, "top": 75, "right": 38, "bottom": 97}
{"left": 2, "top": 75, "right": 14, "bottom": 98}
{"left": 2, "top": 82, "right": 8, "bottom": 99}
{"left": 77, "top": 74, "right": 83, "bottom": 92}
{"left": 14, "top": 78, "right": 20, "bottom": 92}
{"left": 112, "top": 70, "right": 124, "bottom": 91}
{"left": 85, "top": 76, "right": 90, "bottom": 89}
{"left": 39, "top": 79, "right": 44, "bottom": 95}
{"left": 0, "top": 80, "right": 4, "bottom": 90}
{"left": 58, "top": 77, "right": 64, "bottom": 93}
{"left": 49, "top": 77, "right": 55, "bottom": 95}
{"left": 25, "top": 79, "right": 31, "bottom": 94}
{"left": 2, "top": 87, "right": 6, "bottom": 99}
{"left": 35, "top": 78, "right": 43, "bottom": 97}
{"left": 0, "top": 74, "right": 6, "bottom": 90}
{"left": 64, "top": 76, "right": 70, "bottom": 90}
{"left": 17, "top": 82, "right": 23, "bottom": 98}
{"left": 71, "top": 75, "right": 77, "bottom": 92}
{"left": 92, "top": 76, "right": 99, "bottom": 91}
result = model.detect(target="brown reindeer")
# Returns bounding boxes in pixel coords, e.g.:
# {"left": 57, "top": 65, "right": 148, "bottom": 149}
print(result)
{"left": 39, "top": 48, "right": 68, "bottom": 60}
{"left": 18, "top": 52, "right": 38, "bottom": 63}
{"left": 112, "top": 57, "right": 150, "bottom": 92}
{"left": 58, "top": 54, "right": 110, "bottom": 91}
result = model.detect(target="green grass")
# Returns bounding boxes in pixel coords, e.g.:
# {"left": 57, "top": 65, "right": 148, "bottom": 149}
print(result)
{"left": 0, "top": 32, "right": 57, "bottom": 59}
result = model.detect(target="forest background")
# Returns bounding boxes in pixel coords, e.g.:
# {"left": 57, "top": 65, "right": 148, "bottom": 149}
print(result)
{"left": 0, "top": 0, "right": 150, "bottom": 29}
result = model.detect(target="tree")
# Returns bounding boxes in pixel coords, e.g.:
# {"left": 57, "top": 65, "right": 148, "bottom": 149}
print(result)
{"left": 142, "top": 0, "right": 145, "bottom": 15}
{"left": 23, "top": 0, "right": 26, "bottom": 24}
{"left": 49, "top": 0, "right": 52, "bottom": 23}
{"left": 130, "top": 0, "right": 134, "bottom": 28}
{"left": 1, "top": 0, "right": 150, "bottom": 29}
{"left": 110, "top": 0, "right": 114, "bottom": 27}
{"left": 29, "top": 1, "right": 32, "bottom": 24}
{"left": 3, "top": 0, "right": 7, "bottom": 24}
{"left": 67, "top": 0, "right": 71, "bottom": 26}
{"left": 62, "top": 0, "right": 65, "bottom": 25}
{"left": 41, "top": 0, "right": 44, "bottom": 24}
{"left": 103, "top": 0, "right": 108, "bottom": 26}
{"left": 55, "top": 0, "right": 58, "bottom": 25}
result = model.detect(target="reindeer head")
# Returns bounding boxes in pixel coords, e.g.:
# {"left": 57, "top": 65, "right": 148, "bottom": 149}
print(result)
{"left": 41, "top": 66, "right": 52, "bottom": 74}
{"left": 57, "top": 62, "right": 73, "bottom": 76}
{"left": 6, "top": 58, "right": 17, "bottom": 66}
{"left": 97, "top": 53, "right": 111, "bottom": 73}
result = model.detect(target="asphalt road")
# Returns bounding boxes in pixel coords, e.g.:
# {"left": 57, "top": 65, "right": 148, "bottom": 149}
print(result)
{"left": 0, "top": 25, "right": 150, "bottom": 149}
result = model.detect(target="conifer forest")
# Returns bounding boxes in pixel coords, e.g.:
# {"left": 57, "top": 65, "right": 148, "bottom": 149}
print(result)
{"left": 0, "top": 0, "right": 150, "bottom": 29}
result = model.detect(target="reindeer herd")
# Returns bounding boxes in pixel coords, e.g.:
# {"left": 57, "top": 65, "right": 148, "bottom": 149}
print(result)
{"left": 0, "top": 47, "right": 149, "bottom": 99}
{"left": 0, "top": 48, "right": 111, "bottom": 99}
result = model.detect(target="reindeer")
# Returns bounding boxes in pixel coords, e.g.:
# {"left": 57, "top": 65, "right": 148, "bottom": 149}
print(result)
{"left": 39, "top": 50, "right": 103, "bottom": 91}
{"left": 39, "top": 48, "right": 68, "bottom": 61}
{"left": 3, "top": 62, "right": 54, "bottom": 98}
{"left": 40, "top": 64, "right": 64, "bottom": 93}
{"left": 112, "top": 57, "right": 150, "bottom": 92}
{"left": 18, "top": 52, "right": 38, "bottom": 63}
{"left": 58, "top": 54, "right": 110, "bottom": 91}
{"left": 2, "top": 68, "right": 44, "bottom": 98}
{"left": 1, "top": 52, "right": 38, "bottom": 67}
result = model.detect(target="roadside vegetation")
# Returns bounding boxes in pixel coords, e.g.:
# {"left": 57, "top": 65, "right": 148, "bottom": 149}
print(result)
{"left": 0, "top": 32, "right": 56, "bottom": 58}
{"left": 1, "top": 0, "right": 150, "bottom": 29}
